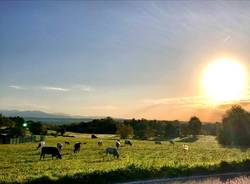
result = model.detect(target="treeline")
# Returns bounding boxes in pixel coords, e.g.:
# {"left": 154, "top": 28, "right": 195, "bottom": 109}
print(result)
{"left": 66, "top": 117, "right": 116, "bottom": 134}
{"left": 57, "top": 116, "right": 206, "bottom": 139}
{"left": 1, "top": 105, "right": 250, "bottom": 146}
{"left": 1, "top": 114, "right": 216, "bottom": 139}
{"left": 44, "top": 116, "right": 213, "bottom": 139}
{"left": 0, "top": 115, "right": 48, "bottom": 137}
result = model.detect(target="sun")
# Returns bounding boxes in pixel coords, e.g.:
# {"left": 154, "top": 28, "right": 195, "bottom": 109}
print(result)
{"left": 202, "top": 58, "right": 248, "bottom": 104}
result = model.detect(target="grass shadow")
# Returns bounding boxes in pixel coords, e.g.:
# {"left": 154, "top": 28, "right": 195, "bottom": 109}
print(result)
{"left": 176, "top": 136, "right": 198, "bottom": 143}
{"left": 16, "top": 159, "right": 250, "bottom": 184}
{"left": 220, "top": 144, "right": 249, "bottom": 152}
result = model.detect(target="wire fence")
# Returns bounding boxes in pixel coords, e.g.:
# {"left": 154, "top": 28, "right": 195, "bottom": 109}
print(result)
{"left": 9, "top": 135, "right": 45, "bottom": 144}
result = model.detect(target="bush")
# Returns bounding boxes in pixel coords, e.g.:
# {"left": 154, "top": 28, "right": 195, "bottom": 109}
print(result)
{"left": 217, "top": 105, "right": 250, "bottom": 146}
{"left": 116, "top": 124, "right": 134, "bottom": 139}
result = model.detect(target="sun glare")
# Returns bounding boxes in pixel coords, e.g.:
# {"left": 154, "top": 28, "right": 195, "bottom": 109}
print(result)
{"left": 202, "top": 58, "right": 248, "bottom": 104}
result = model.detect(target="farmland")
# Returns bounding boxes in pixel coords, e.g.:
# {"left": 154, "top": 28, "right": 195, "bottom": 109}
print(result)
{"left": 0, "top": 134, "right": 250, "bottom": 184}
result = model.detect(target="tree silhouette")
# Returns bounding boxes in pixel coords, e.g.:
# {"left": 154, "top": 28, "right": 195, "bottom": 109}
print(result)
{"left": 116, "top": 124, "right": 134, "bottom": 139}
{"left": 218, "top": 105, "right": 250, "bottom": 146}
{"left": 188, "top": 116, "right": 202, "bottom": 136}
{"left": 28, "top": 121, "right": 46, "bottom": 135}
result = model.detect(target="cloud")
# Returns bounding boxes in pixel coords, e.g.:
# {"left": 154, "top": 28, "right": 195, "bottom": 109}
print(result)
{"left": 143, "top": 95, "right": 210, "bottom": 107}
{"left": 8, "top": 85, "right": 26, "bottom": 90}
{"left": 89, "top": 105, "right": 117, "bottom": 110}
{"left": 217, "top": 99, "right": 250, "bottom": 110}
{"left": 13, "top": 84, "right": 94, "bottom": 92}
{"left": 40, "top": 86, "right": 70, "bottom": 92}
{"left": 139, "top": 94, "right": 250, "bottom": 121}
{"left": 223, "top": 35, "right": 231, "bottom": 43}
{"left": 0, "top": 99, "right": 49, "bottom": 111}
{"left": 143, "top": 92, "right": 250, "bottom": 108}
{"left": 73, "top": 84, "right": 94, "bottom": 92}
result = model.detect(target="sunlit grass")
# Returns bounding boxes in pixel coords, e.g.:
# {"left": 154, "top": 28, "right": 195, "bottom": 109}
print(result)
{"left": 0, "top": 135, "right": 249, "bottom": 183}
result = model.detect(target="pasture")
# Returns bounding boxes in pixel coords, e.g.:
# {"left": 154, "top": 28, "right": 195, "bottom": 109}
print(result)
{"left": 0, "top": 134, "right": 250, "bottom": 183}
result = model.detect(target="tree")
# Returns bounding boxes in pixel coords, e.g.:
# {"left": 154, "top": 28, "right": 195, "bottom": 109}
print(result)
{"left": 163, "top": 123, "right": 179, "bottom": 138}
{"left": 116, "top": 123, "right": 134, "bottom": 139}
{"left": 218, "top": 105, "right": 250, "bottom": 146}
{"left": 9, "top": 116, "right": 25, "bottom": 128}
{"left": 143, "top": 126, "right": 156, "bottom": 139}
{"left": 0, "top": 114, "right": 15, "bottom": 128}
{"left": 179, "top": 123, "right": 189, "bottom": 137}
{"left": 8, "top": 116, "right": 27, "bottom": 137}
{"left": 188, "top": 116, "right": 202, "bottom": 136}
{"left": 28, "top": 121, "right": 46, "bottom": 135}
{"left": 57, "top": 125, "right": 66, "bottom": 136}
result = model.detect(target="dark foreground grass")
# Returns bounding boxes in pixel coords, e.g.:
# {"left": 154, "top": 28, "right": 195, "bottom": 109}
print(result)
{"left": 17, "top": 159, "right": 250, "bottom": 184}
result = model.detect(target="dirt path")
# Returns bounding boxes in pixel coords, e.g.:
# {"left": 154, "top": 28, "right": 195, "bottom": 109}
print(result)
{"left": 118, "top": 172, "right": 250, "bottom": 184}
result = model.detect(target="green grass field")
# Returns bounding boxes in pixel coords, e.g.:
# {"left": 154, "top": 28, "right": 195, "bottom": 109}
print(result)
{"left": 0, "top": 134, "right": 250, "bottom": 184}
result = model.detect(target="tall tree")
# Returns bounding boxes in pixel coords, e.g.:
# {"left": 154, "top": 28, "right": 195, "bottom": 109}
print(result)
{"left": 0, "top": 114, "right": 15, "bottom": 127}
{"left": 188, "top": 116, "right": 202, "bottom": 136}
{"left": 218, "top": 105, "right": 250, "bottom": 146}
{"left": 28, "top": 121, "right": 46, "bottom": 135}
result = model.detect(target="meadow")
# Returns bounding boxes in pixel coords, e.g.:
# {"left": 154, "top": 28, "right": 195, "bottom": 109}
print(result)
{"left": 0, "top": 134, "right": 250, "bottom": 184}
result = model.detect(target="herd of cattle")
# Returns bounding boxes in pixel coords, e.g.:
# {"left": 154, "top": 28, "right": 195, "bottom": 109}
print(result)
{"left": 37, "top": 139, "right": 189, "bottom": 160}
{"left": 37, "top": 139, "right": 133, "bottom": 160}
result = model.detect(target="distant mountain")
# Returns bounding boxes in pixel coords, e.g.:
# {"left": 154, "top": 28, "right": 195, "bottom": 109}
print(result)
{"left": 0, "top": 110, "right": 104, "bottom": 124}
{"left": 0, "top": 110, "right": 73, "bottom": 118}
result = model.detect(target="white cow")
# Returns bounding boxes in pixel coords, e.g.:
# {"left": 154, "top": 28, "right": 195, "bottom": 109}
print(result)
{"left": 37, "top": 141, "right": 45, "bottom": 150}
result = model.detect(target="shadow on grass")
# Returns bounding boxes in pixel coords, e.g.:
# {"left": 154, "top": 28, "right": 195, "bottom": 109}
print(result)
{"left": 176, "top": 136, "right": 198, "bottom": 143}
{"left": 220, "top": 144, "right": 249, "bottom": 152}
{"left": 20, "top": 159, "right": 250, "bottom": 184}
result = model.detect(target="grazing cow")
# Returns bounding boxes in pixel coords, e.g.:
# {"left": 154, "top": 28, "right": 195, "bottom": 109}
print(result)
{"left": 37, "top": 141, "right": 45, "bottom": 150}
{"left": 98, "top": 140, "right": 103, "bottom": 146}
{"left": 183, "top": 144, "right": 189, "bottom": 151}
{"left": 169, "top": 140, "right": 174, "bottom": 145}
{"left": 155, "top": 141, "right": 162, "bottom": 144}
{"left": 124, "top": 139, "right": 132, "bottom": 146}
{"left": 115, "top": 140, "right": 121, "bottom": 149}
{"left": 40, "top": 147, "right": 62, "bottom": 160}
{"left": 74, "top": 142, "right": 81, "bottom": 153}
{"left": 74, "top": 142, "right": 86, "bottom": 153}
{"left": 91, "top": 134, "right": 97, "bottom": 139}
{"left": 64, "top": 141, "right": 70, "bottom": 145}
{"left": 106, "top": 147, "right": 119, "bottom": 159}
{"left": 57, "top": 143, "right": 63, "bottom": 152}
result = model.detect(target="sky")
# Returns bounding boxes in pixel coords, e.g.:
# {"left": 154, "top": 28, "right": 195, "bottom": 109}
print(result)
{"left": 1, "top": 1, "right": 250, "bottom": 122}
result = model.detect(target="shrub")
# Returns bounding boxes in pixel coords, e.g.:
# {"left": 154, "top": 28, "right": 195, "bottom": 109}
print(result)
{"left": 116, "top": 124, "right": 134, "bottom": 139}
{"left": 217, "top": 105, "right": 250, "bottom": 146}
